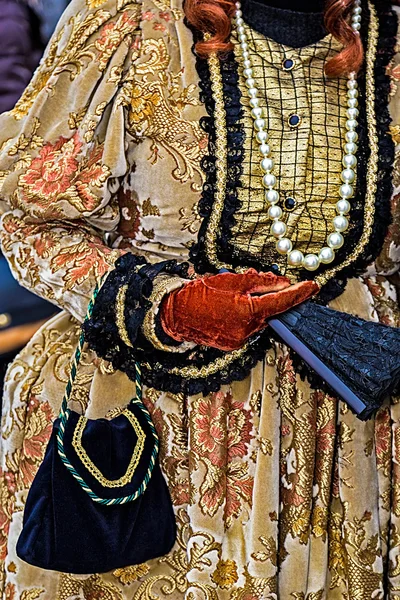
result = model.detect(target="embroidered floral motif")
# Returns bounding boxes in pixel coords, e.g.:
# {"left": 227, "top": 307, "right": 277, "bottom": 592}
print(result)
{"left": 95, "top": 12, "right": 139, "bottom": 70}
{"left": 19, "top": 133, "right": 110, "bottom": 214}
{"left": 211, "top": 559, "right": 239, "bottom": 589}
{"left": 191, "top": 390, "right": 254, "bottom": 527}
{"left": 112, "top": 564, "right": 150, "bottom": 584}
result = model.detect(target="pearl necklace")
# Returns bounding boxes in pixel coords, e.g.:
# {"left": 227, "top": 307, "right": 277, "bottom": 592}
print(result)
{"left": 234, "top": 0, "right": 362, "bottom": 271}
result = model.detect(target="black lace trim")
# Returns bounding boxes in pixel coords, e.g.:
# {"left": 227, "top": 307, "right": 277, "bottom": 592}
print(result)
{"left": 190, "top": 0, "right": 397, "bottom": 306}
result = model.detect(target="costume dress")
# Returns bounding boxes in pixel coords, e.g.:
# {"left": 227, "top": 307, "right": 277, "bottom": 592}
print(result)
{"left": 0, "top": 0, "right": 400, "bottom": 597}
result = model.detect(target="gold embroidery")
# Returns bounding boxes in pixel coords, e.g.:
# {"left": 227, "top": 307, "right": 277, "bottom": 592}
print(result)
{"left": 57, "top": 574, "right": 123, "bottom": 600}
{"left": 142, "top": 198, "right": 161, "bottom": 216}
{"left": 115, "top": 284, "right": 134, "bottom": 348}
{"left": 144, "top": 342, "right": 250, "bottom": 378}
{"left": 72, "top": 408, "right": 145, "bottom": 488}
{"left": 119, "top": 38, "right": 207, "bottom": 193}
{"left": 211, "top": 559, "right": 239, "bottom": 589}
{"left": 112, "top": 564, "right": 150, "bottom": 584}
{"left": 390, "top": 124, "right": 400, "bottom": 144}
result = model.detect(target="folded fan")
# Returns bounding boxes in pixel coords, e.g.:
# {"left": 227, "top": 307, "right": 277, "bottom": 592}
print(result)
{"left": 270, "top": 302, "right": 400, "bottom": 420}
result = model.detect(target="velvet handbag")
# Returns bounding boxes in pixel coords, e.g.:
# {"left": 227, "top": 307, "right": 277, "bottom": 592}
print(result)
{"left": 16, "top": 286, "right": 176, "bottom": 574}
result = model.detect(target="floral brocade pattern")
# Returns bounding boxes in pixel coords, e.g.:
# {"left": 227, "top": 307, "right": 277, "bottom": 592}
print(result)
{"left": 0, "top": 0, "right": 399, "bottom": 599}
{"left": 2, "top": 305, "right": 400, "bottom": 599}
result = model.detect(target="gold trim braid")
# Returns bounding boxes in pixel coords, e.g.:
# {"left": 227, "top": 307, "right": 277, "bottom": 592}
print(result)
{"left": 72, "top": 409, "right": 145, "bottom": 488}
{"left": 142, "top": 275, "right": 196, "bottom": 353}
{"left": 144, "top": 342, "right": 250, "bottom": 378}
{"left": 115, "top": 284, "right": 134, "bottom": 348}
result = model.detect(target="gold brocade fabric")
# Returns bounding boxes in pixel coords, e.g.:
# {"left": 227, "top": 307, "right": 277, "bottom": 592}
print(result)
{"left": 0, "top": 0, "right": 399, "bottom": 599}
{"left": 232, "top": 29, "right": 348, "bottom": 271}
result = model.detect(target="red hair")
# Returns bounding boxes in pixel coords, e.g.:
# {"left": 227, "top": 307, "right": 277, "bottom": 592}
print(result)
{"left": 184, "top": 0, "right": 364, "bottom": 76}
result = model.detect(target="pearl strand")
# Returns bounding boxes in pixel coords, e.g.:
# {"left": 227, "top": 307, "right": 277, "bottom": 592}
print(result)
{"left": 234, "top": 0, "right": 362, "bottom": 271}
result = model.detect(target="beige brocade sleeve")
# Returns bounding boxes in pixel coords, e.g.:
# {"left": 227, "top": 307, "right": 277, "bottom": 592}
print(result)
{"left": 0, "top": 0, "right": 142, "bottom": 321}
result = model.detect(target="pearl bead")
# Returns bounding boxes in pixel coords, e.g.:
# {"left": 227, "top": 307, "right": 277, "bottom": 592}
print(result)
{"left": 303, "top": 254, "right": 320, "bottom": 271}
{"left": 352, "top": 14, "right": 361, "bottom": 23}
{"left": 333, "top": 215, "right": 349, "bottom": 232}
{"left": 236, "top": 9, "right": 242, "bottom": 16}
{"left": 261, "top": 157, "right": 274, "bottom": 172}
{"left": 348, "top": 99, "right": 359, "bottom": 110}
{"left": 268, "top": 205, "right": 282, "bottom": 220}
{"left": 259, "top": 143, "right": 271, "bottom": 156}
{"left": 346, "top": 107, "right": 359, "bottom": 119}
{"left": 346, "top": 130, "right": 358, "bottom": 143}
{"left": 288, "top": 250, "right": 304, "bottom": 266}
{"left": 339, "top": 183, "right": 354, "bottom": 199}
{"left": 240, "top": 42, "right": 249, "bottom": 51}
{"left": 242, "top": 49, "right": 249, "bottom": 58}
{"left": 344, "top": 142, "right": 357, "bottom": 155}
{"left": 348, "top": 88, "right": 359, "bottom": 99}
{"left": 336, "top": 199, "right": 351, "bottom": 214}
{"left": 249, "top": 98, "right": 260, "bottom": 109}
{"left": 271, "top": 220, "right": 287, "bottom": 238}
{"left": 347, "top": 80, "right": 358, "bottom": 90}
{"left": 352, "top": 22, "right": 361, "bottom": 31}
{"left": 263, "top": 173, "right": 276, "bottom": 187}
{"left": 343, "top": 154, "right": 357, "bottom": 168}
{"left": 243, "top": 58, "right": 251, "bottom": 68}
{"left": 236, "top": 17, "right": 244, "bottom": 26}
{"left": 256, "top": 130, "right": 268, "bottom": 143}
{"left": 354, "top": 6, "right": 362, "bottom": 14}
{"left": 266, "top": 189, "right": 279, "bottom": 204}
{"left": 238, "top": 26, "right": 246, "bottom": 36}
{"left": 244, "top": 67, "right": 253, "bottom": 78}
{"left": 328, "top": 232, "right": 344, "bottom": 249}
{"left": 346, "top": 119, "right": 358, "bottom": 131}
{"left": 248, "top": 88, "right": 258, "bottom": 98}
{"left": 341, "top": 168, "right": 355, "bottom": 183}
{"left": 251, "top": 107, "right": 263, "bottom": 119}
{"left": 254, "top": 118, "right": 266, "bottom": 131}
{"left": 245, "top": 77, "right": 255, "bottom": 88}
{"left": 319, "top": 247, "right": 335, "bottom": 264}
{"left": 276, "top": 238, "right": 292, "bottom": 255}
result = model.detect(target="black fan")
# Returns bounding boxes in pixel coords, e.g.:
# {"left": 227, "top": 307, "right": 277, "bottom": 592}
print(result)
{"left": 269, "top": 302, "right": 400, "bottom": 420}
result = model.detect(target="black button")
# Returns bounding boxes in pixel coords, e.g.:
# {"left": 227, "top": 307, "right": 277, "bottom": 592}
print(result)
{"left": 288, "top": 114, "right": 301, "bottom": 128}
{"left": 282, "top": 58, "right": 295, "bottom": 71}
{"left": 284, "top": 197, "right": 296, "bottom": 210}
{"left": 271, "top": 263, "right": 280, "bottom": 274}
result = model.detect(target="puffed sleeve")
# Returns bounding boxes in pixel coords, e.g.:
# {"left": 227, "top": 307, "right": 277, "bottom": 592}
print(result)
{"left": 0, "top": 0, "right": 143, "bottom": 321}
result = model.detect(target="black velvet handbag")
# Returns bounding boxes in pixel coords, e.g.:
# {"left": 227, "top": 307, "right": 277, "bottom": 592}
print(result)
{"left": 16, "top": 287, "right": 176, "bottom": 574}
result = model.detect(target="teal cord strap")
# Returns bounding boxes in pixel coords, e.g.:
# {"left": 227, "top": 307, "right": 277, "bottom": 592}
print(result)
{"left": 56, "top": 277, "right": 159, "bottom": 506}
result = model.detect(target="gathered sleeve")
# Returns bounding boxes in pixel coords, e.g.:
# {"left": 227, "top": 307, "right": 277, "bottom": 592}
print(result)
{"left": 0, "top": 0, "right": 143, "bottom": 321}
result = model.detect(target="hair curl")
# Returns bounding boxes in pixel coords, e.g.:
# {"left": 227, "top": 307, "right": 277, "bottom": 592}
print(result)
{"left": 184, "top": 0, "right": 364, "bottom": 76}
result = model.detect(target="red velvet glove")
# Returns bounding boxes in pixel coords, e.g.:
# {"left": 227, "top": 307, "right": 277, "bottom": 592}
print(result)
{"left": 160, "top": 269, "right": 319, "bottom": 352}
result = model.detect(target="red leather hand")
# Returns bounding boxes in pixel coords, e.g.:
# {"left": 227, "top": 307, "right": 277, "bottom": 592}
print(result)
{"left": 160, "top": 269, "right": 319, "bottom": 351}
